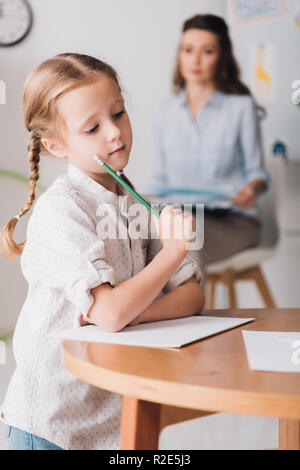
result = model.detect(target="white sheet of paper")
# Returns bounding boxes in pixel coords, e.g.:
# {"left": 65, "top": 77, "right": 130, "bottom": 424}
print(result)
{"left": 242, "top": 330, "right": 300, "bottom": 373}
{"left": 52, "top": 316, "right": 255, "bottom": 349}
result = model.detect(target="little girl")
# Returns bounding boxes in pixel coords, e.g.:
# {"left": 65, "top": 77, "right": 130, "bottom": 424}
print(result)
{"left": 0, "top": 53, "right": 204, "bottom": 450}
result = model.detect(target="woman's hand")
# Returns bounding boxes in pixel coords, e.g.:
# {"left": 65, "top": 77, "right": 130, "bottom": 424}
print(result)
{"left": 231, "top": 184, "right": 256, "bottom": 209}
{"left": 231, "top": 179, "right": 266, "bottom": 209}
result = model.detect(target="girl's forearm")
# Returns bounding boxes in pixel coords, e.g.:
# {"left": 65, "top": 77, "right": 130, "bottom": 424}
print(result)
{"left": 130, "top": 277, "right": 205, "bottom": 325}
{"left": 92, "top": 248, "right": 186, "bottom": 331}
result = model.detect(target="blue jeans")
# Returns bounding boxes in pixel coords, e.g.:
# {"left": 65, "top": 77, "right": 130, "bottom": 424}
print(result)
{"left": 4, "top": 425, "right": 63, "bottom": 450}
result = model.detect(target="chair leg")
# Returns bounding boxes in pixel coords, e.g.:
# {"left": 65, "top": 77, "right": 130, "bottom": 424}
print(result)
{"left": 222, "top": 269, "right": 237, "bottom": 309}
{"left": 208, "top": 280, "right": 216, "bottom": 309}
{"left": 252, "top": 265, "right": 276, "bottom": 308}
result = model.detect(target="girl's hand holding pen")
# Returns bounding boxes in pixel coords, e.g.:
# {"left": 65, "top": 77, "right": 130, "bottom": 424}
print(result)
{"left": 153, "top": 205, "right": 195, "bottom": 257}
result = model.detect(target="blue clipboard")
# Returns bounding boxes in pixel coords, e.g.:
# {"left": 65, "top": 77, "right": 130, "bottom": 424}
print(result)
{"left": 152, "top": 186, "right": 231, "bottom": 199}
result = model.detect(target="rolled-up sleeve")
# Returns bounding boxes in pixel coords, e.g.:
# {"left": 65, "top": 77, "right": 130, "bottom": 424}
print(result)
{"left": 21, "top": 192, "right": 117, "bottom": 324}
{"left": 239, "top": 96, "right": 270, "bottom": 190}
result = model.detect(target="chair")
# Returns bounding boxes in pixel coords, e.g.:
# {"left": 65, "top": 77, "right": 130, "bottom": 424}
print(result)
{"left": 205, "top": 157, "right": 285, "bottom": 309}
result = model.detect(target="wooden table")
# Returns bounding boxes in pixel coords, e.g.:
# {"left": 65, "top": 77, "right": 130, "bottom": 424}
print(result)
{"left": 62, "top": 308, "right": 300, "bottom": 450}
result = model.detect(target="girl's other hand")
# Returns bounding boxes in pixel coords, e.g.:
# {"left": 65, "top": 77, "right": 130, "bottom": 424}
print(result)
{"left": 231, "top": 184, "right": 256, "bottom": 209}
{"left": 152, "top": 205, "right": 195, "bottom": 256}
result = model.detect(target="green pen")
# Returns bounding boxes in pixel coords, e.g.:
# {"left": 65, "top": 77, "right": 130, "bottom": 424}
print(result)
{"left": 94, "top": 155, "right": 160, "bottom": 218}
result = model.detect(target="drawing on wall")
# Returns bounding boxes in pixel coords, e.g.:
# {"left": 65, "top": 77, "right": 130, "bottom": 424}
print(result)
{"left": 231, "top": 0, "right": 287, "bottom": 23}
{"left": 272, "top": 139, "right": 288, "bottom": 159}
{"left": 291, "top": 80, "right": 300, "bottom": 105}
{"left": 249, "top": 43, "right": 275, "bottom": 103}
{"left": 290, "top": 0, "right": 300, "bottom": 26}
{"left": 0, "top": 79, "right": 5, "bottom": 104}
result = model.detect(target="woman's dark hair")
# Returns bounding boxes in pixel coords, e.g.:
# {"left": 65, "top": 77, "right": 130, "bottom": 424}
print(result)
{"left": 173, "top": 14, "right": 251, "bottom": 96}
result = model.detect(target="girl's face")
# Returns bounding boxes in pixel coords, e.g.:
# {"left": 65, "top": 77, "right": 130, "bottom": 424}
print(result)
{"left": 45, "top": 75, "right": 132, "bottom": 186}
{"left": 178, "top": 29, "right": 220, "bottom": 86}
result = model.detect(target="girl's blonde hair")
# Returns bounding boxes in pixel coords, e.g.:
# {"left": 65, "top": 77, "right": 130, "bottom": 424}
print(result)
{"left": 0, "top": 52, "right": 134, "bottom": 261}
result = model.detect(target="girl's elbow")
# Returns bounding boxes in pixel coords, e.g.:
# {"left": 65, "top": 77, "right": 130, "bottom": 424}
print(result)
{"left": 88, "top": 305, "right": 125, "bottom": 333}
{"left": 93, "top": 317, "right": 122, "bottom": 333}
{"left": 104, "top": 323, "right": 123, "bottom": 333}
{"left": 110, "top": 311, "right": 130, "bottom": 332}
{"left": 105, "top": 311, "right": 127, "bottom": 332}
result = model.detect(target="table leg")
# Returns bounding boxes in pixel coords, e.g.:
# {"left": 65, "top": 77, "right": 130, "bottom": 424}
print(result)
{"left": 120, "top": 396, "right": 161, "bottom": 450}
{"left": 279, "top": 418, "right": 300, "bottom": 450}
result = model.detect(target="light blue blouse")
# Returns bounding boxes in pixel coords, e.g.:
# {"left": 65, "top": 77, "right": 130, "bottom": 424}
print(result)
{"left": 149, "top": 89, "right": 270, "bottom": 216}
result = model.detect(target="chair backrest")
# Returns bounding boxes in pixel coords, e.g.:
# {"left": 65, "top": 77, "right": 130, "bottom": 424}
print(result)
{"left": 257, "top": 156, "right": 286, "bottom": 248}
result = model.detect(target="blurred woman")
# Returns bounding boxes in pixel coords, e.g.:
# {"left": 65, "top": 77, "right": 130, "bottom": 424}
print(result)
{"left": 150, "top": 14, "right": 269, "bottom": 275}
